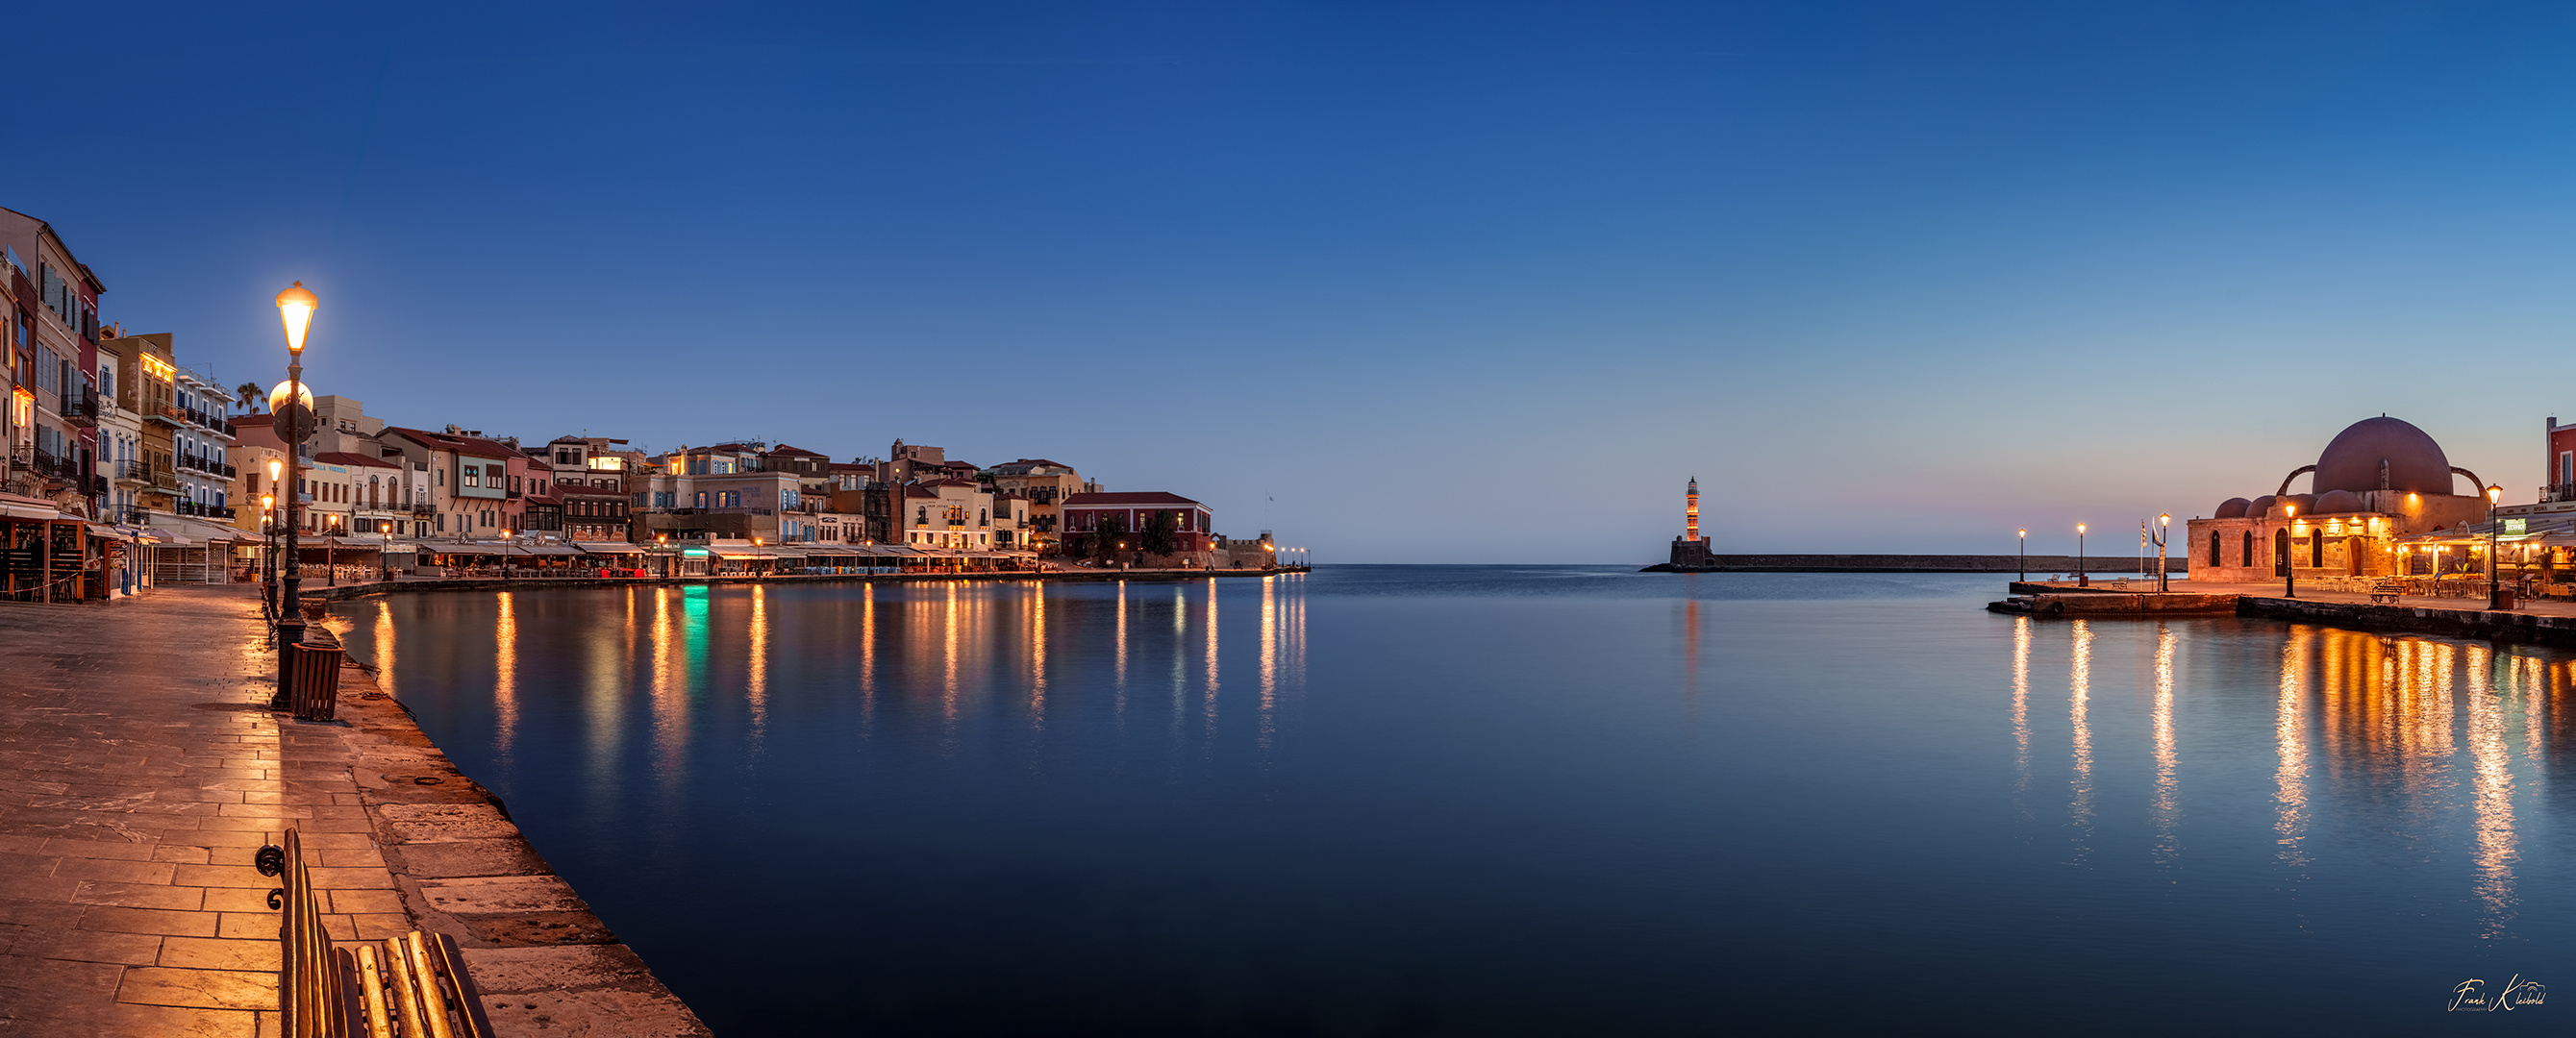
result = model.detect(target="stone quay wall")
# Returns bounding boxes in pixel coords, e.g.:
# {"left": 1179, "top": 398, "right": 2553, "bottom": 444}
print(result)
{"left": 2237, "top": 596, "right": 2576, "bottom": 649}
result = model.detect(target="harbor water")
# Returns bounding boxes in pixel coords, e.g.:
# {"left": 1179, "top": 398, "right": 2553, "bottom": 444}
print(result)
{"left": 330, "top": 567, "right": 2576, "bottom": 1033}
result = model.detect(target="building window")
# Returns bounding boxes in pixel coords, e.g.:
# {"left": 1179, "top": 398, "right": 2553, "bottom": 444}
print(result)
{"left": 2273, "top": 530, "right": 2289, "bottom": 577}
{"left": 462, "top": 466, "right": 478, "bottom": 488}
{"left": 2310, "top": 531, "right": 2323, "bottom": 569}
{"left": 2209, "top": 531, "right": 2220, "bottom": 567}
{"left": 2241, "top": 531, "right": 2254, "bottom": 568}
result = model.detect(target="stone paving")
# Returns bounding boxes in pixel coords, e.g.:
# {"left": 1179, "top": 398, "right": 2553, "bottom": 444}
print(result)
{"left": 0, "top": 585, "right": 707, "bottom": 1037}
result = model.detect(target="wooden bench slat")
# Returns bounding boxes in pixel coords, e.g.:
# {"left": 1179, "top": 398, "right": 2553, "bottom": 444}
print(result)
{"left": 428, "top": 930, "right": 499, "bottom": 1038}
{"left": 355, "top": 942, "right": 395, "bottom": 1038}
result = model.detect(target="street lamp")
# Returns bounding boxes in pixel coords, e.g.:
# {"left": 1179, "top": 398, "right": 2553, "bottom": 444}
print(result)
{"left": 2017, "top": 529, "right": 2027, "bottom": 583}
{"left": 261, "top": 495, "right": 276, "bottom": 619}
{"left": 326, "top": 513, "right": 341, "bottom": 586}
{"left": 2076, "top": 523, "right": 2087, "bottom": 587}
{"left": 268, "top": 283, "right": 316, "bottom": 708}
{"left": 2283, "top": 504, "right": 2297, "bottom": 599}
{"left": 501, "top": 529, "right": 513, "bottom": 581}
{"left": 2488, "top": 483, "right": 2506, "bottom": 610}
{"left": 2155, "top": 514, "right": 2170, "bottom": 593}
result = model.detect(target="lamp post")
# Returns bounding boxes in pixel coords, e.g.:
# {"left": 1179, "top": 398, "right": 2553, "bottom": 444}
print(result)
{"left": 325, "top": 513, "right": 341, "bottom": 586}
{"left": 2076, "top": 523, "right": 2087, "bottom": 587}
{"left": 261, "top": 495, "right": 276, "bottom": 621}
{"left": 2488, "top": 484, "right": 2506, "bottom": 610}
{"left": 501, "top": 529, "right": 513, "bottom": 581}
{"left": 2017, "top": 529, "right": 2026, "bottom": 583}
{"left": 270, "top": 283, "right": 315, "bottom": 707}
{"left": 2155, "top": 514, "right": 2170, "bottom": 593}
{"left": 2284, "top": 505, "right": 2297, "bottom": 599}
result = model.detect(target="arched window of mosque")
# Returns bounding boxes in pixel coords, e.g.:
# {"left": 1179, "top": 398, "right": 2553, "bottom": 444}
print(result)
{"left": 2242, "top": 531, "right": 2254, "bottom": 568}
{"left": 2310, "top": 531, "right": 2324, "bottom": 569}
{"left": 2273, "top": 530, "right": 2289, "bottom": 577}
{"left": 2210, "top": 531, "right": 2221, "bottom": 567}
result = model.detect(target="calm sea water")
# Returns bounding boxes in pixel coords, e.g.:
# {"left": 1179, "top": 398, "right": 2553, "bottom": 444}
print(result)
{"left": 329, "top": 567, "right": 2576, "bottom": 1034}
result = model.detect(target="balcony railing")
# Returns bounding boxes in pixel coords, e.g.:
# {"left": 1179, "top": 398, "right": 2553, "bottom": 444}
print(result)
{"left": 147, "top": 404, "right": 184, "bottom": 426}
{"left": 506, "top": 489, "right": 523, "bottom": 500}
{"left": 174, "top": 501, "right": 237, "bottom": 520}
{"left": 61, "top": 389, "right": 98, "bottom": 426}
{"left": 113, "top": 506, "right": 153, "bottom": 526}
{"left": 411, "top": 504, "right": 438, "bottom": 517}
{"left": 2545, "top": 483, "right": 2576, "bottom": 504}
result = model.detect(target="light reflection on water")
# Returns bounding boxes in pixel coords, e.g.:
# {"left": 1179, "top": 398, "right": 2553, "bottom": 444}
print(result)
{"left": 329, "top": 569, "right": 2576, "bottom": 1034}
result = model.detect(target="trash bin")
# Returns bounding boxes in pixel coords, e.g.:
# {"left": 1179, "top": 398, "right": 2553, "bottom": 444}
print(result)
{"left": 290, "top": 641, "right": 345, "bottom": 722}
{"left": 2497, "top": 585, "right": 2518, "bottom": 611}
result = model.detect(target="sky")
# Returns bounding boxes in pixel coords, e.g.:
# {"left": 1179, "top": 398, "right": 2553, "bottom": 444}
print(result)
{"left": 13, "top": 2, "right": 2576, "bottom": 561}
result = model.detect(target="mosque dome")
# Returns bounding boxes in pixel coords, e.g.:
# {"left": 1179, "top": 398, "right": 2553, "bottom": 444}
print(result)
{"left": 2248, "top": 495, "right": 2277, "bottom": 517}
{"left": 2214, "top": 497, "right": 2250, "bottom": 519}
{"left": 2314, "top": 416, "right": 2452, "bottom": 495}
{"left": 2313, "top": 489, "right": 2365, "bottom": 515}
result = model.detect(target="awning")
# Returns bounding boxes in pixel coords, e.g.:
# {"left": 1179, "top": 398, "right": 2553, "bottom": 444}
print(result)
{"left": 85, "top": 524, "right": 133, "bottom": 542}
{"left": 517, "top": 545, "right": 582, "bottom": 556}
{"left": 0, "top": 503, "right": 60, "bottom": 521}
{"left": 422, "top": 543, "right": 504, "bottom": 556}
{"left": 573, "top": 542, "right": 645, "bottom": 555}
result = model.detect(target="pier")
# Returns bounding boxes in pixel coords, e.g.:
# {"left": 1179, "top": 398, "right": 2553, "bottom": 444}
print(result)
{"left": 1990, "top": 578, "right": 2576, "bottom": 649}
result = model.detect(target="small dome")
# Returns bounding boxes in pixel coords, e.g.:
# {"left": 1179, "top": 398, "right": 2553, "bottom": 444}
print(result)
{"left": 2248, "top": 495, "right": 2278, "bottom": 517}
{"left": 2214, "top": 497, "right": 2251, "bottom": 519}
{"left": 2282, "top": 493, "right": 2316, "bottom": 516}
{"left": 2313, "top": 489, "right": 2366, "bottom": 515}
{"left": 2315, "top": 416, "right": 2453, "bottom": 495}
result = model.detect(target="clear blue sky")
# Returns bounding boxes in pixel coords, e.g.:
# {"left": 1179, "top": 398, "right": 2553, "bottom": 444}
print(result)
{"left": 17, "top": 3, "right": 2576, "bottom": 561}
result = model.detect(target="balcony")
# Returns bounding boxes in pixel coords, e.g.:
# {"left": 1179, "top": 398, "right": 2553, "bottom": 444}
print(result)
{"left": 174, "top": 500, "right": 237, "bottom": 520}
{"left": 410, "top": 505, "right": 437, "bottom": 517}
{"left": 61, "top": 389, "right": 98, "bottom": 427}
{"left": 115, "top": 459, "right": 154, "bottom": 485}
{"left": 2546, "top": 483, "right": 2576, "bottom": 505}
{"left": 145, "top": 404, "right": 184, "bottom": 427}
{"left": 506, "top": 489, "right": 522, "bottom": 500}
{"left": 113, "top": 506, "right": 153, "bottom": 526}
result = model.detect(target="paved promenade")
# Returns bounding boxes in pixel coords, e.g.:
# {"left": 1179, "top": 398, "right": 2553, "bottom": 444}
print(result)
{"left": 0, "top": 586, "right": 706, "bottom": 1036}
{"left": 2032, "top": 577, "right": 2576, "bottom": 619}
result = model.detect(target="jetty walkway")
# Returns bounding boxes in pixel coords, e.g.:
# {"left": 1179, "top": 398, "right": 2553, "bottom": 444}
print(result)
{"left": 0, "top": 585, "right": 706, "bottom": 1036}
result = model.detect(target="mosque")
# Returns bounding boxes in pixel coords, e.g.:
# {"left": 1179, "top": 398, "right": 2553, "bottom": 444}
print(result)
{"left": 2186, "top": 415, "right": 2494, "bottom": 581}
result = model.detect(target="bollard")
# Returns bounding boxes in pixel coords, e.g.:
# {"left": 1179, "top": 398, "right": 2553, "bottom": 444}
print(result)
{"left": 290, "top": 642, "right": 346, "bottom": 722}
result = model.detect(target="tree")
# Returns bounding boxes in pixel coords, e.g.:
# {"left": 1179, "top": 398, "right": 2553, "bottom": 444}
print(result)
{"left": 236, "top": 383, "right": 263, "bottom": 413}
{"left": 1089, "top": 513, "right": 1129, "bottom": 562}
{"left": 1140, "top": 509, "right": 1178, "bottom": 556}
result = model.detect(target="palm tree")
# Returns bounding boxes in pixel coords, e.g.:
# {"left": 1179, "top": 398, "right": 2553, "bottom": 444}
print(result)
{"left": 236, "top": 383, "right": 263, "bottom": 413}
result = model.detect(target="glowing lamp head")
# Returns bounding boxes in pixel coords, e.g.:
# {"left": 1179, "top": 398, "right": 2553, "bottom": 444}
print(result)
{"left": 266, "top": 458, "right": 284, "bottom": 482}
{"left": 2077, "top": 523, "right": 2086, "bottom": 534}
{"left": 2488, "top": 484, "right": 2504, "bottom": 506}
{"left": 267, "top": 380, "right": 313, "bottom": 420}
{"left": 2284, "top": 505, "right": 2294, "bottom": 519}
{"left": 2159, "top": 514, "right": 2170, "bottom": 528}
{"left": 261, "top": 494, "right": 274, "bottom": 510}
{"left": 275, "top": 282, "right": 316, "bottom": 355}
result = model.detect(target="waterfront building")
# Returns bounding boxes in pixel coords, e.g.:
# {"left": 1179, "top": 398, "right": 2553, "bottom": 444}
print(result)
{"left": 2186, "top": 415, "right": 2492, "bottom": 581}
{"left": 91, "top": 335, "right": 145, "bottom": 528}
{"left": 1669, "top": 477, "right": 1713, "bottom": 567}
{"left": 545, "top": 435, "right": 636, "bottom": 542}
{"left": 0, "top": 209, "right": 103, "bottom": 520}
{"left": 382, "top": 427, "right": 523, "bottom": 537}
{"left": 902, "top": 478, "right": 999, "bottom": 550}
{"left": 989, "top": 458, "right": 1098, "bottom": 553}
{"left": 636, "top": 443, "right": 800, "bottom": 543}
{"left": 313, "top": 452, "right": 407, "bottom": 535}
{"left": 1061, "top": 491, "right": 1214, "bottom": 555}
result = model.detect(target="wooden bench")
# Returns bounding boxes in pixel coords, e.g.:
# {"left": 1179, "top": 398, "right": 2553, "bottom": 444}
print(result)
{"left": 2369, "top": 579, "right": 2404, "bottom": 604}
{"left": 259, "top": 828, "right": 496, "bottom": 1038}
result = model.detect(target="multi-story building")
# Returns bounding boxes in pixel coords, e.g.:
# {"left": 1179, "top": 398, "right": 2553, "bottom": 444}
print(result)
{"left": 1061, "top": 491, "right": 1215, "bottom": 555}
{"left": 988, "top": 458, "right": 1098, "bottom": 552}
{"left": 91, "top": 334, "right": 146, "bottom": 526}
{"left": 382, "top": 427, "right": 522, "bottom": 538}
{"left": 169, "top": 367, "right": 236, "bottom": 524}
{"left": 901, "top": 478, "right": 1003, "bottom": 550}
{"left": 0, "top": 210, "right": 104, "bottom": 516}
{"left": 545, "top": 435, "right": 638, "bottom": 542}
{"left": 518, "top": 452, "right": 563, "bottom": 537}
{"left": 635, "top": 443, "right": 800, "bottom": 543}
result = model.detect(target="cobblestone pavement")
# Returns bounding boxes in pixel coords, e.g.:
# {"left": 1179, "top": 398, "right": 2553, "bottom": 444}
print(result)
{"left": 0, "top": 586, "right": 710, "bottom": 1038}
{"left": 0, "top": 585, "right": 349, "bottom": 1035}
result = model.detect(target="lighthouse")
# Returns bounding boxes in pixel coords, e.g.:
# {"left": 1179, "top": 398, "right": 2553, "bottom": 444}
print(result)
{"left": 1668, "top": 477, "right": 1714, "bottom": 568}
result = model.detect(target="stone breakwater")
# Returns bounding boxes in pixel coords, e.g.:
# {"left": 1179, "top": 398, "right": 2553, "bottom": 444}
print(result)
{"left": 1648, "top": 554, "right": 2188, "bottom": 574}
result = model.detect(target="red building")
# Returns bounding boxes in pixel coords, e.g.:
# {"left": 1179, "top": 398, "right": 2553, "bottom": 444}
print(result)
{"left": 1060, "top": 491, "right": 1213, "bottom": 553}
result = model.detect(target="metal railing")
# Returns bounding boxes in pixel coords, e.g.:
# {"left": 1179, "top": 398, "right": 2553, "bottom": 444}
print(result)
{"left": 60, "top": 389, "right": 98, "bottom": 424}
{"left": 2545, "top": 483, "right": 2576, "bottom": 504}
